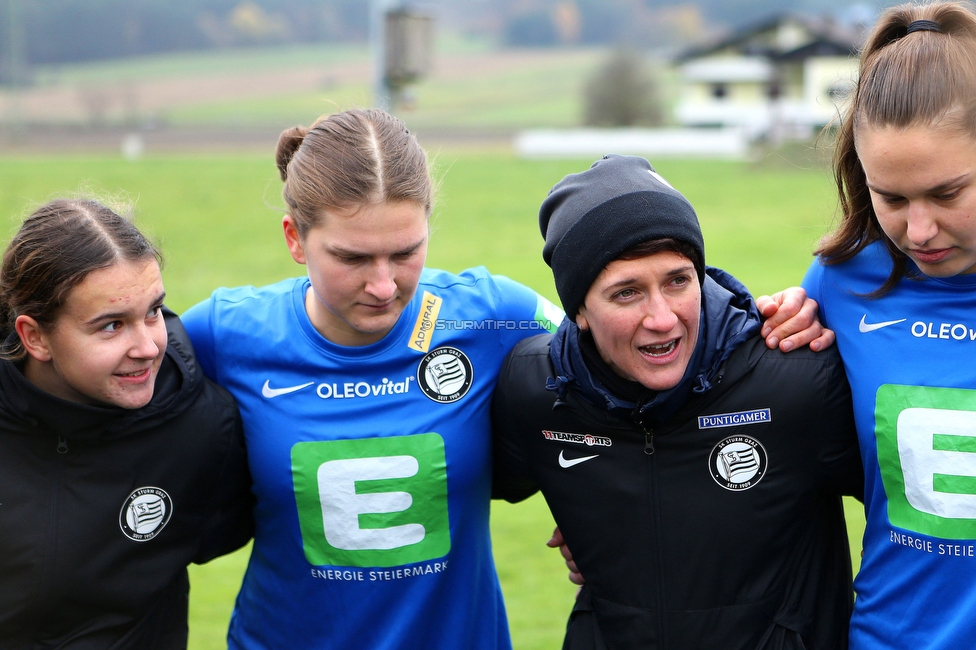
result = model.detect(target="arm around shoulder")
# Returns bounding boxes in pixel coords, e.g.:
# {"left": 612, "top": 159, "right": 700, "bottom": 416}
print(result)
{"left": 193, "top": 386, "right": 255, "bottom": 564}
{"left": 492, "top": 335, "right": 552, "bottom": 503}
{"left": 815, "top": 347, "right": 864, "bottom": 500}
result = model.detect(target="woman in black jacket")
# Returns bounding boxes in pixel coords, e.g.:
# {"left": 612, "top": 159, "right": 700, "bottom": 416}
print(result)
{"left": 0, "top": 199, "right": 254, "bottom": 649}
{"left": 493, "top": 155, "right": 862, "bottom": 649}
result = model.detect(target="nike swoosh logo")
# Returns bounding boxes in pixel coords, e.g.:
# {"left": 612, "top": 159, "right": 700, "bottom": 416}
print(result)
{"left": 261, "top": 380, "right": 314, "bottom": 398}
{"left": 558, "top": 450, "right": 599, "bottom": 468}
{"left": 859, "top": 315, "right": 907, "bottom": 333}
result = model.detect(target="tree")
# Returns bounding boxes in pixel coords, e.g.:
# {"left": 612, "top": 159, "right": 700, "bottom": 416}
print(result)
{"left": 583, "top": 49, "right": 663, "bottom": 127}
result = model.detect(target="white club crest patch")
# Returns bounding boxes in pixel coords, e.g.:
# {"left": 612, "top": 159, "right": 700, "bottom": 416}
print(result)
{"left": 417, "top": 346, "right": 473, "bottom": 403}
{"left": 709, "top": 436, "right": 768, "bottom": 491}
{"left": 119, "top": 487, "right": 173, "bottom": 541}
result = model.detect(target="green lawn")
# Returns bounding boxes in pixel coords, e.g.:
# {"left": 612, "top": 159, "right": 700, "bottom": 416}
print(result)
{"left": 0, "top": 151, "right": 862, "bottom": 649}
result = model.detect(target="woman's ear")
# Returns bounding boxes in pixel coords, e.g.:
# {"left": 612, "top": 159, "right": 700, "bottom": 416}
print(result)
{"left": 282, "top": 214, "right": 307, "bottom": 265}
{"left": 15, "top": 315, "right": 52, "bottom": 362}
{"left": 575, "top": 306, "right": 589, "bottom": 332}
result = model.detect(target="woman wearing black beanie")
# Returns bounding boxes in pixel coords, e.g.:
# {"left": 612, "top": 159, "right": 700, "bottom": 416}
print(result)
{"left": 492, "top": 155, "right": 863, "bottom": 650}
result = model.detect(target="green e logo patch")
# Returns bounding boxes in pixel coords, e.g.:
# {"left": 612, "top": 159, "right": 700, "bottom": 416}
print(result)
{"left": 877, "top": 384, "right": 976, "bottom": 539}
{"left": 292, "top": 433, "right": 451, "bottom": 567}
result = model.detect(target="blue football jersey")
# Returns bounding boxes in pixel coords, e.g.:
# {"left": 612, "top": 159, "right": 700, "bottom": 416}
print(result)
{"left": 805, "top": 241, "right": 976, "bottom": 650}
{"left": 183, "top": 267, "right": 562, "bottom": 650}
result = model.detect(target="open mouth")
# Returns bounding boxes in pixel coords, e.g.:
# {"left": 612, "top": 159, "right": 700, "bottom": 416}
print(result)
{"left": 639, "top": 339, "right": 678, "bottom": 357}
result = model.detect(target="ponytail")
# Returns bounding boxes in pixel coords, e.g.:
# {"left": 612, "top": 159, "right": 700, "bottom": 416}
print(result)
{"left": 275, "top": 126, "right": 308, "bottom": 183}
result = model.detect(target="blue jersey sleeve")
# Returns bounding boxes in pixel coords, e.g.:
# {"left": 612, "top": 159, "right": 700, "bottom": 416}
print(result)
{"left": 486, "top": 273, "right": 563, "bottom": 327}
{"left": 181, "top": 298, "right": 218, "bottom": 382}
{"left": 482, "top": 271, "right": 565, "bottom": 355}
{"left": 801, "top": 259, "right": 829, "bottom": 329}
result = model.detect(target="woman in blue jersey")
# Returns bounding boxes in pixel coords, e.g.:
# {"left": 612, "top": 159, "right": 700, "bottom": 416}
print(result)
{"left": 181, "top": 108, "right": 563, "bottom": 650}
{"left": 761, "top": 2, "right": 976, "bottom": 647}
{"left": 181, "top": 107, "right": 825, "bottom": 650}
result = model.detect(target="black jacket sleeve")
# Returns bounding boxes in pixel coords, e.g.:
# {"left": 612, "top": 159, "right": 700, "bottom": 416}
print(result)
{"left": 491, "top": 336, "right": 548, "bottom": 503}
{"left": 164, "top": 307, "right": 255, "bottom": 564}
{"left": 815, "top": 347, "right": 864, "bottom": 501}
{"left": 193, "top": 391, "right": 254, "bottom": 564}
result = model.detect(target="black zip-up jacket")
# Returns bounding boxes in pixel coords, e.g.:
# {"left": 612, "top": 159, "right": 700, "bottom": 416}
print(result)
{"left": 0, "top": 308, "right": 254, "bottom": 650}
{"left": 492, "top": 270, "right": 862, "bottom": 650}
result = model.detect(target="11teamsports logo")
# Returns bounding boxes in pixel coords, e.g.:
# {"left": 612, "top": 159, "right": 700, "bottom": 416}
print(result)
{"left": 291, "top": 434, "right": 451, "bottom": 567}
{"left": 876, "top": 384, "right": 976, "bottom": 539}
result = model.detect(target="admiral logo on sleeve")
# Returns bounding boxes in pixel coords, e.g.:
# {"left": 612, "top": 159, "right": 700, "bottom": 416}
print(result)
{"left": 408, "top": 291, "right": 442, "bottom": 353}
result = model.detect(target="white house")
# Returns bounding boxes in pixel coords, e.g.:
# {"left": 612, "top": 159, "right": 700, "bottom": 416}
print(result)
{"left": 674, "top": 14, "right": 861, "bottom": 139}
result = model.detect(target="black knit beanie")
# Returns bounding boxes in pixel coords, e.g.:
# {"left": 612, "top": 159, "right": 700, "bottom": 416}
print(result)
{"left": 540, "top": 154, "right": 705, "bottom": 317}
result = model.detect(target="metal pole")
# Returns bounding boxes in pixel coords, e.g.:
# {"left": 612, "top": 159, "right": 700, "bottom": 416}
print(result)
{"left": 5, "top": 0, "right": 25, "bottom": 141}
{"left": 371, "top": 0, "right": 395, "bottom": 111}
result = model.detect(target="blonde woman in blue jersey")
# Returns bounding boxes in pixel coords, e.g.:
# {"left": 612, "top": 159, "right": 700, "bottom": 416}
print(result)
{"left": 181, "top": 108, "right": 563, "bottom": 649}
{"left": 182, "top": 108, "right": 824, "bottom": 649}
{"left": 760, "top": 3, "right": 976, "bottom": 648}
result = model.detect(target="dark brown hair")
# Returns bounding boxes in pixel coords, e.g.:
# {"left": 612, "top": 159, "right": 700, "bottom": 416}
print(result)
{"left": 615, "top": 238, "right": 705, "bottom": 284}
{"left": 820, "top": 1, "right": 976, "bottom": 296}
{"left": 0, "top": 198, "right": 161, "bottom": 360}
{"left": 275, "top": 108, "right": 433, "bottom": 238}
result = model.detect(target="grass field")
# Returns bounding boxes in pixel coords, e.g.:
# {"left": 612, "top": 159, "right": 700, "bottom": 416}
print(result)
{"left": 0, "top": 150, "right": 863, "bottom": 649}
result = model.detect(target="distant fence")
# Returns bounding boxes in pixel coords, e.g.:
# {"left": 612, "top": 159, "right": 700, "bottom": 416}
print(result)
{"left": 514, "top": 127, "right": 749, "bottom": 159}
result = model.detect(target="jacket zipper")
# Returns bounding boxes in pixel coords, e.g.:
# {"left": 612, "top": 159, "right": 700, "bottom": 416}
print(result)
{"left": 632, "top": 405, "right": 655, "bottom": 454}
{"left": 643, "top": 425, "right": 669, "bottom": 647}
{"left": 57, "top": 436, "right": 68, "bottom": 454}
{"left": 642, "top": 426, "right": 654, "bottom": 454}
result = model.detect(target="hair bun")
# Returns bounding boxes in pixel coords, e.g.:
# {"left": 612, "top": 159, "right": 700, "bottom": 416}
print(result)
{"left": 275, "top": 126, "right": 308, "bottom": 182}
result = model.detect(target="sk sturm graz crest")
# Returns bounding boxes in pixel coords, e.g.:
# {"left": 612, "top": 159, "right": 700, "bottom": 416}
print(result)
{"left": 119, "top": 487, "right": 173, "bottom": 541}
{"left": 417, "top": 347, "right": 473, "bottom": 403}
{"left": 709, "top": 436, "right": 768, "bottom": 491}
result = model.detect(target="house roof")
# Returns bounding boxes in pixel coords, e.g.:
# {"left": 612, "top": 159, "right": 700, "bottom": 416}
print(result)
{"left": 675, "top": 13, "right": 861, "bottom": 63}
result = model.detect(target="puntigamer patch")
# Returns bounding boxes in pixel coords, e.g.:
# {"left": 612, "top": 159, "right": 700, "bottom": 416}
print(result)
{"left": 698, "top": 408, "right": 771, "bottom": 429}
